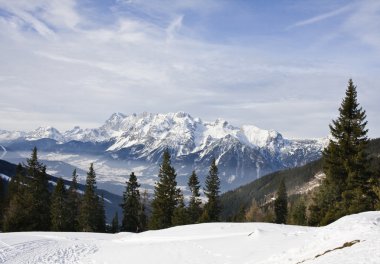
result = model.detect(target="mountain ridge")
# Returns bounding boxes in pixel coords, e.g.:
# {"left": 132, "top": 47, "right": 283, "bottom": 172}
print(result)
{"left": 0, "top": 112, "right": 328, "bottom": 193}
{"left": 0, "top": 111, "right": 328, "bottom": 154}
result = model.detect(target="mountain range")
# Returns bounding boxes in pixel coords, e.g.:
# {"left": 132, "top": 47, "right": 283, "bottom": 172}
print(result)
{"left": 0, "top": 112, "right": 328, "bottom": 195}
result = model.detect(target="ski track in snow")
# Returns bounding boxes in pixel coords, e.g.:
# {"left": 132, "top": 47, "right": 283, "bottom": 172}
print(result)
{"left": 0, "top": 237, "right": 98, "bottom": 264}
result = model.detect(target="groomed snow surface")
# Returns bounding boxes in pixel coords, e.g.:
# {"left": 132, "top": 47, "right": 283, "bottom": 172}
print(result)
{"left": 1, "top": 211, "right": 379, "bottom": 264}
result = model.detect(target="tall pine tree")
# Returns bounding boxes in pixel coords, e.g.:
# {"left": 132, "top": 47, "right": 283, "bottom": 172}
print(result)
{"left": 201, "top": 158, "right": 221, "bottom": 222}
{"left": 51, "top": 178, "right": 70, "bottom": 231}
{"left": 121, "top": 172, "right": 141, "bottom": 232}
{"left": 67, "top": 169, "right": 80, "bottom": 231}
{"left": 309, "top": 79, "right": 373, "bottom": 225}
{"left": 274, "top": 179, "right": 288, "bottom": 224}
{"left": 27, "top": 147, "right": 51, "bottom": 231}
{"left": 187, "top": 171, "right": 202, "bottom": 224}
{"left": 139, "top": 190, "right": 149, "bottom": 232}
{"left": 150, "top": 149, "right": 180, "bottom": 229}
{"left": 111, "top": 212, "right": 119, "bottom": 233}
{"left": 96, "top": 194, "right": 106, "bottom": 232}
{"left": 3, "top": 164, "right": 32, "bottom": 231}
{"left": 79, "top": 163, "right": 103, "bottom": 232}
{"left": 290, "top": 199, "right": 307, "bottom": 226}
{"left": 171, "top": 191, "right": 188, "bottom": 226}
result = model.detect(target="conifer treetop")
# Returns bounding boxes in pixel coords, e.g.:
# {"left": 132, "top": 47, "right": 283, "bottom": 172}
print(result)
{"left": 330, "top": 79, "right": 368, "bottom": 142}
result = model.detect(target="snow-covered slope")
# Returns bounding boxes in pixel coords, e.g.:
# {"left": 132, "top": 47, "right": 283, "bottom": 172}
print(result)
{"left": 0, "top": 211, "right": 379, "bottom": 264}
{"left": 0, "top": 112, "right": 328, "bottom": 193}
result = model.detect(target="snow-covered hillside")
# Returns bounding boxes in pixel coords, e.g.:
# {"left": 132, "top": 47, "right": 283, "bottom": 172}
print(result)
{"left": 0, "top": 211, "right": 379, "bottom": 264}
{"left": 0, "top": 112, "right": 328, "bottom": 193}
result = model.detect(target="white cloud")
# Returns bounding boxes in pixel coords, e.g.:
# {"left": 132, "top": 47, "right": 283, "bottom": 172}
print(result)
{"left": 343, "top": 1, "right": 380, "bottom": 53}
{"left": 0, "top": 0, "right": 80, "bottom": 37}
{"left": 287, "top": 4, "right": 353, "bottom": 30}
{"left": 0, "top": 0, "right": 379, "bottom": 138}
{"left": 166, "top": 15, "right": 183, "bottom": 41}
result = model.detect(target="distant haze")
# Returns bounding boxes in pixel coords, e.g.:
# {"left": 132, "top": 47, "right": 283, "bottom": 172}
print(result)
{"left": 0, "top": 0, "right": 379, "bottom": 138}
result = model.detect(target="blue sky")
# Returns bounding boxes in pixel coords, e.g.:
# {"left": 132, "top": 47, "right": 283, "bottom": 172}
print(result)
{"left": 0, "top": 0, "right": 379, "bottom": 138}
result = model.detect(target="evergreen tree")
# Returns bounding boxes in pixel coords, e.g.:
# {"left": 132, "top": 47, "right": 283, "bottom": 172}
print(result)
{"left": 6, "top": 164, "right": 26, "bottom": 203}
{"left": 96, "top": 194, "right": 106, "bottom": 233}
{"left": 290, "top": 199, "right": 307, "bottom": 226}
{"left": 139, "top": 190, "right": 149, "bottom": 232}
{"left": 27, "top": 147, "right": 51, "bottom": 231}
{"left": 67, "top": 169, "right": 80, "bottom": 231}
{"left": 309, "top": 79, "right": 373, "bottom": 225}
{"left": 79, "top": 163, "right": 101, "bottom": 232}
{"left": 111, "top": 212, "right": 119, "bottom": 233}
{"left": 171, "top": 191, "right": 188, "bottom": 226}
{"left": 121, "top": 172, "right": 141, "bottom": 232}
{"left": 308, "top": 185, "right": 337, "bottom": 226}
{"left": 3, "top": 164, "right": 32, "bottom": 231}
{"left": 187, "top": 171, "right": 202, "bottom": 224}
{"left": 150, "top": 150, "right": 179, "bottom": 229}
{"left": 232, "top": 205, "right": 246, "bottom": 222}
{"left": 274, "top": 179, "right": 287, "bottom": 224}
{"left": 201, "top": 158, "right": 221, "bottom": 222}
{"left": 51, "top": 178, "right": 70, "bottom": 231}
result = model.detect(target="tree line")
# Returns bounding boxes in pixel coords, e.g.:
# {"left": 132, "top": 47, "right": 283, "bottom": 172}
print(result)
{"left": 0, "top": 147, "right": 222, "bottom": 233}
{"left": 0, "top": 147, "right": 106, "bottom": 232}
{"left": 119, "top": 150, "right": 222, "bottom": 232}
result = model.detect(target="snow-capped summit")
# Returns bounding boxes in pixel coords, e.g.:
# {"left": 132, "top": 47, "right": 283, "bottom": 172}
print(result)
{"left": 1, "top": 112, "right": 318, "bottom": 153}
{"left": 0, "top": 112, "right": 327, "bottom": 190}
{"left": 26, "top": 126, "right": 64, "bottom": 142}
{"left": 102, "top": 112, "right": 127, "bottom": 132}
{"left": 102, "top": 112, "right": 291, "bottom": 156}
{"left": 107, "top": 112, "right": 199, "bottom": 155}
{"left": 0, "top": 111, "right": 327, "bottom": 162}
{"left": 237, "top": 125, "right": 285, "bottom": 153}
{"left": 240, "top": 125, "right": 282, "bottom": 148}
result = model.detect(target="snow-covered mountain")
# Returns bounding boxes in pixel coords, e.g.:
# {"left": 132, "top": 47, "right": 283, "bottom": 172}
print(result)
{"left": 0, "top": 112, "right": 328, "bottom": 194}
{"left": 26, "top": 126, "right": 65, "bottom": 142}
{"left": 1, "top": 127, "right": 64, "bottom": 142}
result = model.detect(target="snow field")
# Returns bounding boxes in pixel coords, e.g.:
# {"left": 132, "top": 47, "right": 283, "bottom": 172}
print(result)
{"left": 0, "top": 211, "right": 379, "bottom": 264}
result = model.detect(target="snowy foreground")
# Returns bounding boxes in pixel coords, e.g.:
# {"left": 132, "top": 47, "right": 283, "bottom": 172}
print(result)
{"left": 1, "top": 212, "right": 379, "bottom": 264}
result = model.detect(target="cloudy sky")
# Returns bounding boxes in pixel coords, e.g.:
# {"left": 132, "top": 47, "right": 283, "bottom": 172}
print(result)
{"left": 0, "top": 0, "right": 379, "bottom": 138}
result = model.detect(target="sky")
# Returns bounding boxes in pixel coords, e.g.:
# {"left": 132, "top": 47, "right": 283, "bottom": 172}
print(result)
{"left": 0, "top": 0, "right": 379, "bottom": 139}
